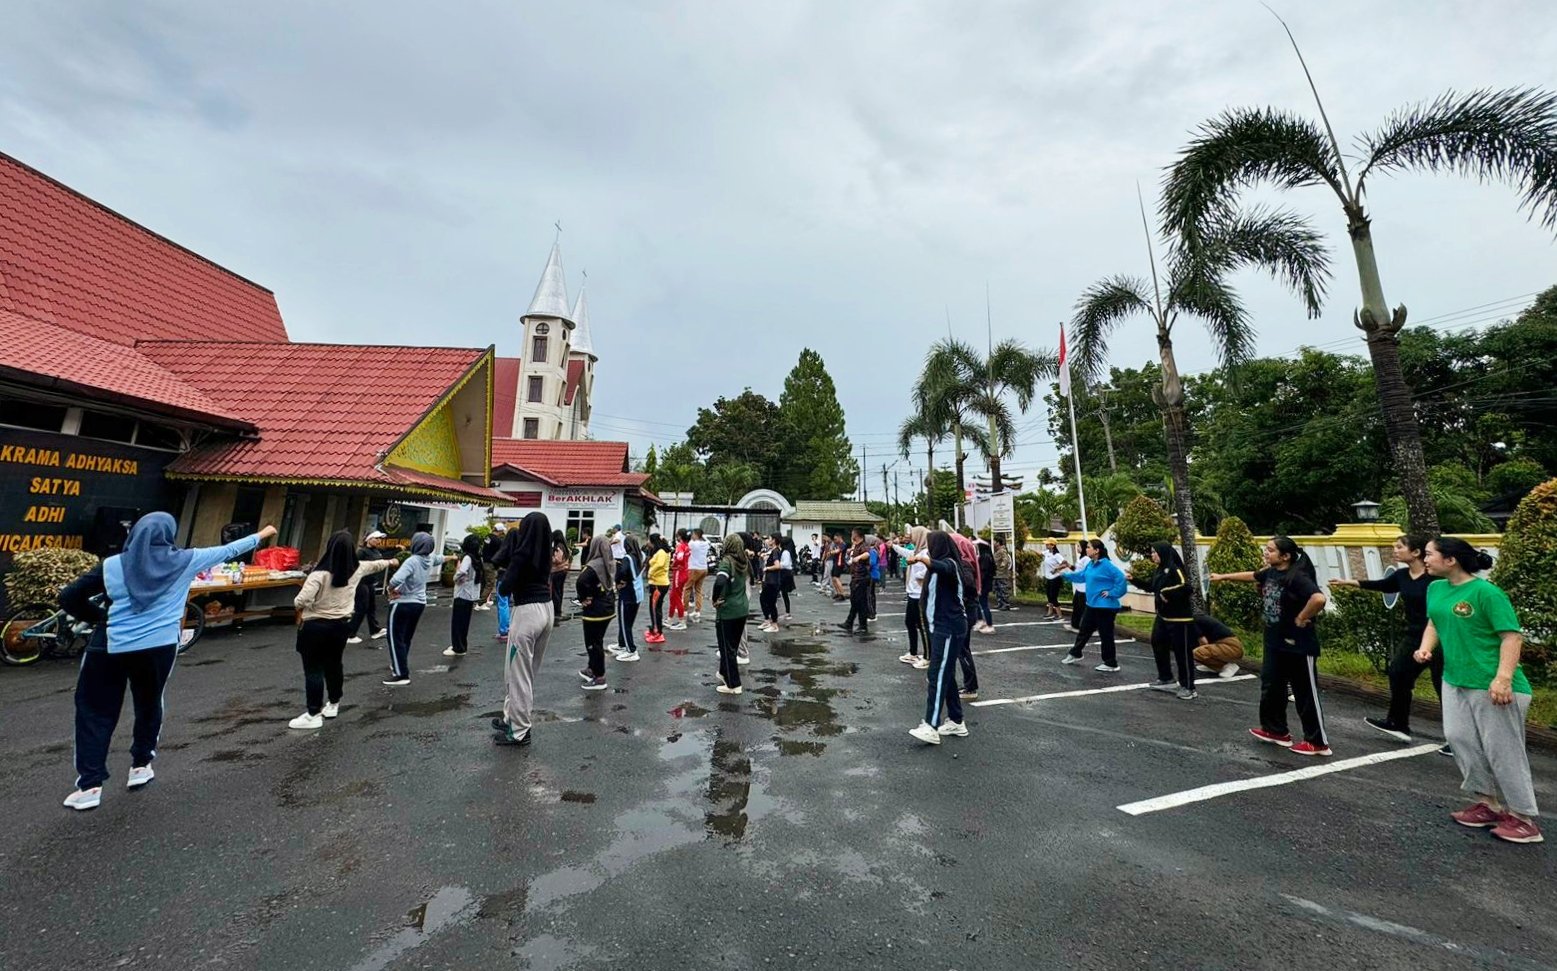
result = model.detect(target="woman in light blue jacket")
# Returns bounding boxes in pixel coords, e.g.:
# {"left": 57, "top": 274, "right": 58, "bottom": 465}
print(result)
{"left": 1061, "top": 539, "right": 1128, "bottom": 672}
{"left": 58, "top": 512, "right": 274, "bottom": 811}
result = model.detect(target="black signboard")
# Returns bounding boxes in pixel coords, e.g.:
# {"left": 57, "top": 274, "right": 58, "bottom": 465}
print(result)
{"left": 0, "top": 428, "right": 176, "bottom": 609}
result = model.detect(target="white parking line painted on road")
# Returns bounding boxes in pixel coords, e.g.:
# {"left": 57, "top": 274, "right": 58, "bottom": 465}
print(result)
{"left": 1117, "top": 744, "right": 1441, "bottom": 816}
{"left": 972, "top": 644, "right": 1069, "bottom": 656}
{"left": 972, "top": 674, "right": 1256, "bottom": 707}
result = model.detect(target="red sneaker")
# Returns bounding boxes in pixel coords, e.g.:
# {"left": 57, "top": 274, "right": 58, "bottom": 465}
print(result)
{"left": 1290, "top": 741, "right": 1333, "bottom": 757}
{"left": 1249, "top": 727, "right": 1294, "bottom": 747}
{"left": 1490, "top": 814, "right": 1545, "bottom": 844}
{"left": 1450, "top": 802, "right": 1503, "bottom": 828}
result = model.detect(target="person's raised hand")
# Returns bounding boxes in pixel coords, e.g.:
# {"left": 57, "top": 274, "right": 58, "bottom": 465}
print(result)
{"left": 259, "top": 524, "right": 278, "bottom": 541}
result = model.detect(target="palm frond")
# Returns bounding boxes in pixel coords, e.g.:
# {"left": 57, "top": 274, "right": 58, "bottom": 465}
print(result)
{"left": 1356, "top": 87, "right": 1557, "bottom": 230}
{"left": 987, "top": 339, "right": 1057, "bottom": 411}
{"left": 1070, "top": 276, "right": 1153, "bottom": 383}
{"left": 1161, "top": 107, "right": 1348, "bottom": 247}
{"left": 897, "top": 412, "right": 944, "bottom": 459}
{"left": 1165, "top": 266, "right": 1254, "bottom": 370}
{"left": 1187, "top": 206, "right": 1331, "bottom": 318}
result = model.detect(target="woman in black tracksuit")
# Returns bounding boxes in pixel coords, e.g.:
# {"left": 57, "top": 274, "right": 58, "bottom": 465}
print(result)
{"left": 1134, "top": 541, "right": 1198, "bottom": 699}
{"left": 576, "top": 534, "right": 615, "bottom": 690}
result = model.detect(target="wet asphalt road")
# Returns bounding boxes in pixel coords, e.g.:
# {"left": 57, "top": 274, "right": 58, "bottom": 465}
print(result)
{"left": 2, "top": 581, "right": 1556, "bottom": 971}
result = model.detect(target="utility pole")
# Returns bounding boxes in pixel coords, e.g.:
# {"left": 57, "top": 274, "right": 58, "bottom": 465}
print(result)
{"left": 861, "top": 444, "right": 868, "bottom": 502}
{"left": 881, "top": 464, "right": 889, "bottom": 510}
{"left": 1094, "top": 387, "right": 1118, "bottom": 474}
{"left": 893, "top": 470, "right": 900, "bottom": 511}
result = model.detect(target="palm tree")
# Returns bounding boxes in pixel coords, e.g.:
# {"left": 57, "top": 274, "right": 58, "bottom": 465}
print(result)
{"left": 909, "top": 341, "right": 990, "bottom": 526}
{"left": 1071, "top": 206, "right": 1331, "bottom": 607}
{"left": 897, "top": 411, "right": 946, "bottom": 525}
{"left": 1161, "top": 23, "right": 1557, "bottom": 532}
{"left": 938, "top": 338, "right": 1056, "bottom": 494}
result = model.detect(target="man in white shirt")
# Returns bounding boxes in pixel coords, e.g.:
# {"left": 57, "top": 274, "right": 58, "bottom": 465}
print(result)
{"left": 807, "top": 534, "right": 822, "bottom": 582}
{"left": 686, "top": 529, "right": 711, "bottom": 620}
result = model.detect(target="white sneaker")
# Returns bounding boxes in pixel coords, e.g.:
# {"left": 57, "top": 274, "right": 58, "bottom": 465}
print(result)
{"left": 1219, "top": 662, "right": 1242, "bottom": 678}
{"left": 937, "top": 720, "right": 969, "bottom": 737}
{"left": 615, "top": 651, "right": 641, "bottom": 662}
{"left": 289, "top": 712, "right": 324, "bottom": 729}
{"left": 898, "top": 653, "right": 917, "bottom": 664}
{"left": 1094, "top": 663, "right": 1121, "bottom": 673}
{"left": 716, "top": 684, "right": 743, "bottom": 695}
{"left": 346, "top": 636, "right": 364, "bottom": 645}
{"left": 63, "top": 787, "right": 101, "bottom": 811}
{"left": 667, "top": 622, "right": 687, "bottom": 631}
{"left": 126, "top": 766, "right": 155, "bottom": 789}
{"left": 371, "top": 629, "right": 388, "bottom": 640}
{"left": 442, "top": 646, "right": 458, "bottom": 657}
{"left": 1061, "top": 654, "right": 1083, "bottom": 665}
{"left": 736, "top": 654, "right": 750, "bottom": 665}
{"left": 912, "top": 657, "right": 930, "bottom": 670}
{"left": 909, "top": 722, "right": 942, "bottom": 745}
{"left": 322, "top": 702, "right": 339, "bottom": 718}
{"left": 1195, "top": 664, "right": 1220, "bottom": 675}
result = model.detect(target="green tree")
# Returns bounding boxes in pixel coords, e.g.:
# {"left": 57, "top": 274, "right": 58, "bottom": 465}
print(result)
{"left": 1162, "top": 17, "right": 1557, "bottom": 533}
{"left": 1046, "top": 363, "right": 1177, "bottom": 485}
{"left": 1071, "top": 201, "right": 1328, "bottom": 608}
{"left": 898, "top": 412, "right": 949, "bottom": 525}
{"left": 1113, "top": 494, "right": 1177, "bottom": 584}
{"left": 686, "top": 390, "right": 785, "bottom": 487}
{"left": 1487, "top": 459, "right": 1550, "bottom": 502}
{"left": 1206, "top": 516, "right": 1263, "bottom": 633}
{"left": 639, "top": 444, "right": 659, "bottom": 491}
{"left": 1492, "top": 478, "right": 1557, "bottom": 656}
{"left": 777, "top": 349, "right": 858, "bottom": 500}
{"left": 935, "top": 338, "right": 1055, "bottom": 490}
{"left": 1378, "top": 463, "right": 1496, "bottom": 534}
{"left": 910, "top": 341, "right": 993, "bottom": 525}
{"left": 654, "top": 441, "right": 706, "bottom": 498}
{"left": 704, "top": 461, "right": 761, "bottom": 504}
{"left": 912, "top": 469, "right": 960, "bottom": 527}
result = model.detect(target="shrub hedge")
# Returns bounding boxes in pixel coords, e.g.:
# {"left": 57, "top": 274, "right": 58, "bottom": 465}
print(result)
{"left": 1206, "top": 516, "right": 1264, "bottom": 632}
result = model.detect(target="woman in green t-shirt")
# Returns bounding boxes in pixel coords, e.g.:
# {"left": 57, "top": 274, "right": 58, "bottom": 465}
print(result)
{"left": 711, "top": 534, "right": 751, "bottom": 696}
{"left": 1414, "top": 536, "right": 1541, "bottom": 844}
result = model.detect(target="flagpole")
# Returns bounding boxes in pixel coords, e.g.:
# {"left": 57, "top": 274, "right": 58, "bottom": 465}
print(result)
{"left": 1058, "top": 321, "right": 1090, "bottom": 538}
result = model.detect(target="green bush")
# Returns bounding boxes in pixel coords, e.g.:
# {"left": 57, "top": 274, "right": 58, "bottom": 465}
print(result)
{"left": 1113, "top": 494, "right": 1175, "bottom": 585}
{"left": 1491, "top": 477, "right": 1557, "bottom": 656}
{"left": 1206, "top": 516, "right": 1263, "bottom": 632}
{"left": 4, "top": 547, "right": 102, "bottom": 608}
{"left": 1015, "top": 549, "right": 1042, "bottom": 593}
{"left": 1486, "top": 459, "right": 1549, "bottom": 501}
{"left": 1317, "top": 584, "right": 1406, "bottom": 674}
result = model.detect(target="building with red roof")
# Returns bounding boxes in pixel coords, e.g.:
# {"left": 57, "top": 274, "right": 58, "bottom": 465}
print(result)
{"left": 481, "top": 438, "right": 659, "bottom": 541}
{"left": 0, "top": 152, "right": 502, "bottom": 579}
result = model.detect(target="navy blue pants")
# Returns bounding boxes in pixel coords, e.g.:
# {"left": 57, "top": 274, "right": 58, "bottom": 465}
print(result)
{"left": 958, "top": 601, "right": 980, "bottom": 691}
{"left": 386, "top": 600, "right": 424, "bottom": 679}
{"left": 74, "top": 644, "right": 178, "bottom": 790}
{"left": 924, "top": 630, "right": 964, "bottom": 728}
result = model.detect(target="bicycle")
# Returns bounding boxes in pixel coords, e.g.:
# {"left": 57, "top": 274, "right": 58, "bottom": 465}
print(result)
{"left": 0, "top": 599, "right": 206, "bottom": 665}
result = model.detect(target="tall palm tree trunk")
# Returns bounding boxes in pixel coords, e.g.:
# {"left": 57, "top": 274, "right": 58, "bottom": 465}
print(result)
{"left": 1156, "top": 337, "right": 1206, "bottom": 612}
{"left": 952, "top": 420, "right": 967, "bottom": 529}
{"left": 987, "top": 411, "right": 1003, "bottom": 502}
{"left": 1348, "top": 223, "right": 1439, "bottom": 532}
{"left": 924, "top": 441, "right": 935, "bottom": 525}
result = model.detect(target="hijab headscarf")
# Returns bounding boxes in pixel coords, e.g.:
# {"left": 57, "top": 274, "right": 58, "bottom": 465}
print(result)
{"left": 722, "top": 533, "right": 748, "bottom": 569}
{"left": 318, "top": 529, "right": 359, "bottom": 588}
{"left": 409, "top": 531, "right": 435, "bottom": 558}
{"left": 506, "top": 511, "right": 552, "bottom": 578}
{"left": 461, "top": 533, "right": 483, "bottom": 561}
{"left": 585, "top": 533, "right": 614, "bottom": 591}
{"left": 120, "top": 511, "right": 194, "bottom": 611}
{"left": 907, "top": 525, "right": 928, "bottom": 551}
{"left": 926, "top": 530, "right": 955, "bottom": 561}
{"left": 622, "top": 534, "right": 643, "bottom": 568}
{"left": 1151, "top": 540, "right": 1186, "bottom": 574}
{"left": 949, "top": 530, "right": 981, "bottom": 588}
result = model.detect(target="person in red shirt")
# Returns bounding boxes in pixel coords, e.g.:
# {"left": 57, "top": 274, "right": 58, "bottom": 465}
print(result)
{"left": 667, "top": 529, "right": 691, "bottom": 631}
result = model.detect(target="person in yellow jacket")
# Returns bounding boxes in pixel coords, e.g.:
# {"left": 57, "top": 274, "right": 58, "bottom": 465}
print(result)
{"left": 644, "top": 534, "right": 672, "bottom": 645}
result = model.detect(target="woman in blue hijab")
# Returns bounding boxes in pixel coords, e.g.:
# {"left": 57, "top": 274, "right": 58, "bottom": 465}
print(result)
{"left": 57, "top": 512, "right": 276, "bottom": 811}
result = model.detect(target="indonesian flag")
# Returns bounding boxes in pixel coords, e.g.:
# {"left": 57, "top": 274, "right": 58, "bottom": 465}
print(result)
{"left": 1058, "top": 322, "right": 1071, "bottom": 398}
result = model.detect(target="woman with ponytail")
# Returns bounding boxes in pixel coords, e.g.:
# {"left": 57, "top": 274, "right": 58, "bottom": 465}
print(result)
{"left": 1415, "top": 537, "right": 1541, "bottom": 844}
{"left": 1212, "top": 536, "right": 1331, "bottom": 756}
{"left": 1134, "top": 541, "right": 1198, "bottom": 699}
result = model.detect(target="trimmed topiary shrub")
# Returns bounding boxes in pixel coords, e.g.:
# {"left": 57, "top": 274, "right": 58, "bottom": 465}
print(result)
{"left": 1113, "top": 494, "right": 1176, "bottom": 585}
{"left": 1206, "top": 515, "right": 1263, "bottom": 633}
{"left": 1317, "top": 584, "right": 1406, "bottom": 674}
{"left": 1491, "top": 477, "right": 1557, "bottom": 655}
{"left": 1015, "top": 549, "right": 1042, "bottom": 593}
{"left": 4, "top": 547, "right": 102, "bottom": 608}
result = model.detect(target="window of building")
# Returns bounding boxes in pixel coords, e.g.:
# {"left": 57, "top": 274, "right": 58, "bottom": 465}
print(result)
{"left": 565, "top": 509, "right": 596, "bottom": 544}
{"left": 522, "top": 417, "right": 540, "bottom": 440}
{"left": 534, "top": 322, "right": 550, "bottom": 335}
{"left": 0, "top": 397, "right": 68, "bottom": 432}
{"left": 527, "top": 376, "right": 544, "bottom": 403}
{"left": 133, "top": 422, "right": 184, "bottom": 451}
{"left": 78, "top": 410, "right": 137, "bottom": 443}
{"left": 531, "top": 335, "right": 548, "bottom": 363}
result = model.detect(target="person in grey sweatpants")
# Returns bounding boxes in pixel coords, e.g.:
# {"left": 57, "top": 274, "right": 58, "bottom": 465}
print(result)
{"left": 492, "top": 512, "right": 556, "bottom": 747}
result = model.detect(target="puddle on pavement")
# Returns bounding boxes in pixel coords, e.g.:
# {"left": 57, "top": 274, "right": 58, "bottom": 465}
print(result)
{"left": 182, "top": 657, "right": 225, "bottom": 666}
{"left": 345, "top": 886, "right": 478, "bottom": 971}
{"left": 205, "top": 748, "right": 266, "bottom": 763}
{"left": 359, "top": 692, "right": 471, "bottom": 723}
{"left": 560, "top": 790, "right": 596, "bottom": 804}
{"left": 668, "top": 702, "right": 710, "bottom": 719}
{"left": 776, "top": 740, "right": 825, "bottom": 757}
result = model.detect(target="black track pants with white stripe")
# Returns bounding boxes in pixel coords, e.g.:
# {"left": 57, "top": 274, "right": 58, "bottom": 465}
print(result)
{"left": 1259, "top": 649, "right": 1327, "bottom": 746}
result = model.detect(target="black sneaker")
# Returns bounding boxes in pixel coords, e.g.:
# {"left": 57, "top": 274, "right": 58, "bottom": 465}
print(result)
{"left": 1439, "top": 743, "right": 1454, "bottom": 757}
{"left": 836, "top": 623, "right": 853, "bottom": 632}
{"left": 1364, "top": 717, "right": 1413, "bottom": 743}
{"left": 493, "top": 729, "right": 531, "bottom": 747}
{"left": 491, "top": 717, "right": 509, "bottom": 731}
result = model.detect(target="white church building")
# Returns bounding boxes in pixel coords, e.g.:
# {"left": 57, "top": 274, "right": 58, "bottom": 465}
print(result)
{"left": 494, "top": 241, "right": 597, "bottom": 441}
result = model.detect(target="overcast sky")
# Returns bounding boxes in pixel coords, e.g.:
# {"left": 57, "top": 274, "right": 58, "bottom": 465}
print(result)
{"left": 4, "top": 1, "right": 1554, "bottom": 493}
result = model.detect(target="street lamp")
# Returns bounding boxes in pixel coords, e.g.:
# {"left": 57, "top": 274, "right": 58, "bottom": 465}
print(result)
{"left": 1351, "top": 499, "right": 1381, "bottom": 523}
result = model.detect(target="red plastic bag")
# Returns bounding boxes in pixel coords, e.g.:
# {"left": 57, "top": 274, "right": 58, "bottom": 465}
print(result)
{"left": 253, "top": 546, "right": 300, "bottom": 570}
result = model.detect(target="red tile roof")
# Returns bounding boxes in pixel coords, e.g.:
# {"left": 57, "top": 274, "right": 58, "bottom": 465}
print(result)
{"left": 491, "top": 438, "right": 649, "bottom": 488}
{"left": 493, "top": 356, "right": 520, "bottom": 438}
{"left": 138, "top": 341, "right": 486, "bottom": 486}
{"left": 384, "top": 466, "right": 511, "bottom": 503}
{"left": 563, "top": 358, "right": 585, "bottom": 405}
{"left": 0, "top": 309, "right": 252, "bottom": 429}
{"left": 0, "top": 153, "right": 288, "bottom": 346}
